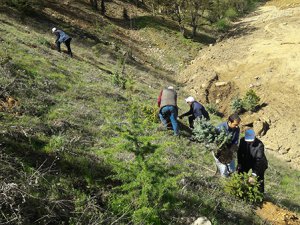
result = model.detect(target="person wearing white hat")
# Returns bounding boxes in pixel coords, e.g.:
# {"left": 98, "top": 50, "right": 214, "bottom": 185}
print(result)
{"left": 237, "top": 129, "right": 268, "bottom": 193}
{"left": 157, "top": 86, "right": 179, "bottom": 136}
{"left": 178, "top": 96, "right": 210, "bottom": 128}
{"left": 52, "top": 27, "right": 73, "bottom": 57}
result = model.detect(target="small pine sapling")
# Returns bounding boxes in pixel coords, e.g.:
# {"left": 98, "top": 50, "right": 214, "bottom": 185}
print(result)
{"left": 242, "top": 90, "right": 260, "bottom": 112}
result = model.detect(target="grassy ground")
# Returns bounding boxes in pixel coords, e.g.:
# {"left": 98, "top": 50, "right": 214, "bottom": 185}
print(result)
{"left": 265, "top": 152, "right": 300, "bottom": 213}
{"left": 0, "top": 0, "right": 299, "bottom": 224}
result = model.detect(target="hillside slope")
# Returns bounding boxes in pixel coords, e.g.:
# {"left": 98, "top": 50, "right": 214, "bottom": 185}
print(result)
{"left": 180, "top": 1, "right": 300, "bottom": 169}
{"left": 0, "top": 0, "right": 300, "bottom": 224}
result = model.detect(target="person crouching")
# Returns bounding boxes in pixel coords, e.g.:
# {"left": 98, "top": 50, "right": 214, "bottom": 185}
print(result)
{"left": 52, "top": 27, "right": 73, "bottom": 57}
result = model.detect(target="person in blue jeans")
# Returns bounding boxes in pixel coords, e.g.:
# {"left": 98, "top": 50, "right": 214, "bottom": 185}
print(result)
{"left": 213, "top": 113, "right": 241, "bottom": 177}
{"left": 157, "top": 86, "right": 179, "bottom": 136}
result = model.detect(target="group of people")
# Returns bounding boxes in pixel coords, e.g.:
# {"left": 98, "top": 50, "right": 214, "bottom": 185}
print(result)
{"left": 50, "top": 28, "right": 268, "bottom": 193}
{"left": 158, "top": 86, "right": 268, "bottom": 193}
{"left": 157, "top": 86, "right": 210, "bottom": 135}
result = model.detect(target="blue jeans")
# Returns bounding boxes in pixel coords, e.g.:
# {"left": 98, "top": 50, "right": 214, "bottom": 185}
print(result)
{"left": 159, "top": 105, "right": 179, "bottom": 135}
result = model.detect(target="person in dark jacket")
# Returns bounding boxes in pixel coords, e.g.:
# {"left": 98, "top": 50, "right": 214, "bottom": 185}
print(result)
{"left": 52, "top": 27, "right": 73, "bottom": 57}
{"left": 179, "top": 96, "right": 210, "bottom": 129}
{"left": 237, "top": 129, "right": 268, "bottom": 193}
{"left": 213, "top": 113, "right": 241, "bottom": 177}
{"left": 157, "top": 86, "right": 179, "bottom": 136}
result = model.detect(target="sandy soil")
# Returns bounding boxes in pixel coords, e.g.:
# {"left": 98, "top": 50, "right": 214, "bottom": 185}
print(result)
{"left": 256, "top": 201, "right": 300, "bottom": 225}
{"left": 180, "top": 1, "right": 300, "bottom": 169}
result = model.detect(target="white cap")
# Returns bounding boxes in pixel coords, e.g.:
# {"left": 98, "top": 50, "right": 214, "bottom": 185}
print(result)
{"left": 52, "top": 27, "right": 57, "bottom": 33}
{"left": 167, "top": 86, "right": 174, "bottom": 90}
{"left": 185, "top": 96, "right": 195, "bottom": 103}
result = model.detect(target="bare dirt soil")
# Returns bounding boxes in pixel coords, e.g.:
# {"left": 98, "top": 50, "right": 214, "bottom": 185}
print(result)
{"left": 180, "top": 1, "right": 300, "bottom": 170}
{"left": 256, "top": 201, "right": 300, "bottom": 225}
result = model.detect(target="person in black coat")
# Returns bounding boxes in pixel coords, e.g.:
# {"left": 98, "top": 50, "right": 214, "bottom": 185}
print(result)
{"left": 237, "top": 129, "right": 268, "bottom": 193}
{"left": 179, "top": 96, "right": 210, "bottom": 129}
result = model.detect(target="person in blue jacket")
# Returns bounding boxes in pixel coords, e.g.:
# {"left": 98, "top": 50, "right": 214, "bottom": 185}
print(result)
{"left": 213, "top": 113, "right": 241, "bottom": 177}
{"left": 52, "top": 27, "right": 73, "bottom": 57}
{"left": 179, "top": 96, "right": 210, "bottom": 129}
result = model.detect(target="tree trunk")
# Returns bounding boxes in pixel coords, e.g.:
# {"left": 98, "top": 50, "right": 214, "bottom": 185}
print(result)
{"left": 90, "top": 0, "right": 98, "bottom": 10}
{"left": 191, "top": 14, "right": 197, "bottom": 39}
{"left": 179, "top": 24, "right": 185, "bottom": 36}
{"left": 192, "top": 25, "right": 197, "bottom": 39}
{"left": 101, "top": 0, "right": 106, "bottom": 15}
{"left": 175, "top": 4, "right": 185, "bottom": 37}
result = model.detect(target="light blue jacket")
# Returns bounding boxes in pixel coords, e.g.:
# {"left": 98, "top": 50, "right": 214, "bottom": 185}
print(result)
{"left": 55, "top": 30, "right": 70, "bottom": 43}
{"left": 216, "top": 122, "right": 240, "bottom": 145}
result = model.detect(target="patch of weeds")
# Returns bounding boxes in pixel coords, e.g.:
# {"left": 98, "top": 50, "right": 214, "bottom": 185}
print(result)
{"left": 135, "top": 16, "right": 166, "bottom": 30}
{"left": 37, "top": 36, "right": 51, "bottom": 47}
{"left": 141, "top": 104, "right": 159, "bottom": 123}
{"left": 111, "top": 71, "right": 127, "bottom": 89}
{"left": 206, "top": 103, "right": 219, "bottom": 115}
{"left": 225, "top": 7, "right": 239, "bottom": 19}
{"left": 43, "top": 135, "right": 66, "bottom": 153}
{"left": 215, "top": 18, "right": 231, "bottom": 32}
{"left": 99, "top": 23, "right": 116, "bottom": 36}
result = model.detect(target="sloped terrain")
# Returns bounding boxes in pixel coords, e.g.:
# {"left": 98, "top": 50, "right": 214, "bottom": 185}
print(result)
{"left": 180, "top": 1, "right": 300, "bottom": 169}
{"left": 1, "top": 0, "right": 300, "bottom": 224}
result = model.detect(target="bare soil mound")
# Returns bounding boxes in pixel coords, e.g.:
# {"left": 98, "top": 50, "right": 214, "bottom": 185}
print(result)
{"left": 179, "top": 1, "right": 300, "bottom": 169}
{"left": 256, "top": 201, "right": 300, "bottom": 225}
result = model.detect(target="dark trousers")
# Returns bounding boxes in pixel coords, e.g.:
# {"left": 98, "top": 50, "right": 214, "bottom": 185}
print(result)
{"left": 257, "top": 173, "right": 265, "bottom": 193}
{"left": 56, "top": 38, "right": 73, "bottom": 57}
{"left": 188, "top": 115, "right": 195, "bottom": 129}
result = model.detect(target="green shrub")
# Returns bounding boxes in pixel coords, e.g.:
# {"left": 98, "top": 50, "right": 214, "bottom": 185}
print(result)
{"left": 43, "top": 135, "right": 65, "bottom": 153}
{"left": 111, "top": 71, "right": 127, "bottom": 89}
{"left": 105, "top": 106, "right": 181, "bottom": 224}
{"left": 225, "top": 7, "right": 239, "bottom": 19}
{"left": 231, "top": 90, "right": 260, "bottom": 113}
{"left": 215, "top": 18, "right": 231, "bottom": 32}
{"left": 231, "top": 97, "right": 243, "bottom": 113}
{"left": 224, "top": 172, "right": 264, "bottom": 203}
{"left": 192, "top": 118, "right": 232, "bottom": 152}
{"left": 111, "top": 56, "right": 128, "bottom": 89}
{"left": 141, "top": 104, "right": 159, "bottom": 123}
{"left": 206, "top": 103, "right": 219, "bottom": 115}
{"left": 192, "top": 118, "right": 218, "bottom": 144}
{"left": 37, "top": 37, "right": 51, "bottom": 47}
{"left": 242, "top": 89, "right": 260, "bottom": 112}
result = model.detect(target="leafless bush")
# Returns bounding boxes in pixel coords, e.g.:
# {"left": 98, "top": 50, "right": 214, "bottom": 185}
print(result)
{"left": 0, "top": 151, "right": 60, "bottom": 224}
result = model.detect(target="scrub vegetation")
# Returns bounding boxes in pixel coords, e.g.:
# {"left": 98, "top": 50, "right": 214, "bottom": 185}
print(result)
{"left": 0, "top": 0, "right": 299, "bottom": 224}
